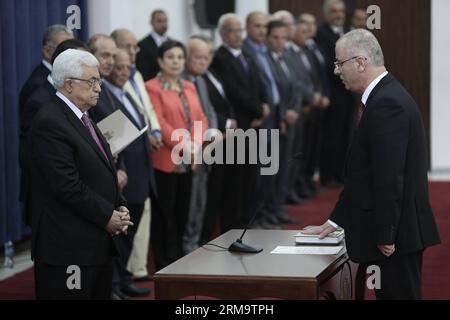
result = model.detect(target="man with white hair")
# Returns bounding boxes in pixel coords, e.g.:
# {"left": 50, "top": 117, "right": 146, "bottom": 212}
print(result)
{"left": 212, "top": 13, "right": 268, "bottom": 232}
{"left": 26, "top": 49, "right": 132, "bottom": 299}
{"left": 316, "top": 0, "right": 355, "bottom": 189}
{"left": 303, "top": 29, "right": 441, "bottom": 299}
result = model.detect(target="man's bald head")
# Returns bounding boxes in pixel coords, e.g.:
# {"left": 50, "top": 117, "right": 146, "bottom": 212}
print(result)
{"left": 186, "top": 38, "right": 211, "bottom": 76}
{"left": 111, "top": 28, "right": 139, "bottom": 64}
{"left": 106, "top": 48, "right": 131, "bottom": 88}
{"left": 246, "top": 11, "right": 268, "bottom": 44}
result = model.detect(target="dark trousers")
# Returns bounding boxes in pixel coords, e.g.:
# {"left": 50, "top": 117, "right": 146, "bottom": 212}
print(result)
{"left": 300, "top": 109, "right": 323, "bottom": 183}
{"left": 288, "top": 117, "right": 304, "bottom": 194}
{"left": 201, "top": 163, "right": 225, "bottom": 244}
{"left": 151, "top": 169, "right": 192, "bottom": 271}
{"left": 35, "top": 261, "right": 112, "bottom": 300}
{"left": 271, "top": 129, "right": 294, "bottom": 216}
{"left": 113, "top": 202, "right": 145, "bottom": 290}
{"left": 220, "top": 133, "right": 259, "bottom": 232}
{"left": 370, "top": 250, "right": 423, "bottom": 300}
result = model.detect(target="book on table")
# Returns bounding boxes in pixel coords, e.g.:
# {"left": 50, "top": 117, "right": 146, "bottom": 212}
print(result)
{"left": 295, "top": 227, "right": 345, "bottom": 245}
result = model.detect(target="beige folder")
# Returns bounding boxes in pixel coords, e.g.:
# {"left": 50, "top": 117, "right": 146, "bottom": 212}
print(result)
{"left": 97, "top": 109, "right": 148, "bottom": 156}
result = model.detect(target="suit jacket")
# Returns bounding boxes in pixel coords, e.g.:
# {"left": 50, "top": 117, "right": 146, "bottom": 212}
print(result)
{"left": 284, "top": 47, "right": 315, "bottom": 106}
{"left": 90, "top": 85, "right": 157, "bottom": 203}
{"left": 136, "top": 35, "right": 160, "bottom": 81}
{"left": 124, "top": 69, "right": 161, "bottom": 131}
{"left": 20, "top": 80, "right": 56, "bottom": 167}
{"left": 315, "top": 24, "right": 353, "bottom": 104}
{"left": 267, "top": 51, "right": 300, "bottom": 118}
{"left": 242, "top": 39, "right": 276, "bottom": 109}
{"left": 182, "top": 72, "right": 218, "bottom": 130}
{"left": 19, "top": 62, "right": 50, "bottom": 114}
{"left": 330, "top": 73, "right": 441, "bottom": 263}
{"left": 211, "top": 45, "right": 266, "bottom": 130}
{"left": 146, "top": 78, "right": 208, "bottom": 173}
{"left": 26, "top": 94, "right": 124, "bottom": 266}
{"left": 203, "top": 70, "right": 235, "bottom": 132}
{"left": 19, "top": 80, "right": 56, "bottom": 216}
{"left": 305, "top": 41, "right": 330, "bottom": 98}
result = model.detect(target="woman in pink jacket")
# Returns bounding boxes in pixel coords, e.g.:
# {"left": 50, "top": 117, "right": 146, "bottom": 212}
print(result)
{"left": 146, "top": 40, "right": 208, "bottom": 270}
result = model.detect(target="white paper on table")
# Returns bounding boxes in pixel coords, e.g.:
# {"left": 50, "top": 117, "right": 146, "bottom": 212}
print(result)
{"left": 96, "top": 109, "right": 148, "bottom": 156}
{"left": 270, "top": 246, "right": 344, "bottom": 255}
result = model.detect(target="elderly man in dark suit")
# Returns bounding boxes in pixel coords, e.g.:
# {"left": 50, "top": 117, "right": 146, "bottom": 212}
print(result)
{"left": 315, "top": 0, "right": 355, "bottom": 188}
{"left": 182, "top": 37, "right": 219, "bottom": 254}
{"left": 26, "top": 49, "right": 133, "bottom": 299}
{"left": 92, "top": 49, "right": 154, "bottom": 299}
{"left": 19, "top": 25, "right": 73, "bottom": 114}
{"left": 19, "top": 39, "right": 88, "bottom": 226}
{"left": 303, "top": 29, "right": 441, "bottom": 300}
{"left": 211, "top": 13, "right": 269, "bottom": 232}
{"left": 136, "top": 9, "right": 169, "bottom": 81}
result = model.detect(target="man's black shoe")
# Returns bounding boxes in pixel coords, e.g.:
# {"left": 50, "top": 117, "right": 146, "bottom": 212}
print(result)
{"left": 121, "top": 284, "right": 151, "bottom": 297}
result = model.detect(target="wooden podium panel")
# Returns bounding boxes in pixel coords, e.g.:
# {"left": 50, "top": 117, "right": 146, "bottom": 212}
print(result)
{"left": 154, "top": 230, "right": 363, "bottom": 300}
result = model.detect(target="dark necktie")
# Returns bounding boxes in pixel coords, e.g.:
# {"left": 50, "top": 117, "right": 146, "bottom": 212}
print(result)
{"left": 237, "top": 54, "right": 249, "bottom": 73}
{"left": 356, "top": 102, "right": 365, "bottom": 127}
{"left": 81, "top": 114, "right": 108, "bottom": 160}
{"left": 277, "top": 55, "right": 290, "bottom": 78}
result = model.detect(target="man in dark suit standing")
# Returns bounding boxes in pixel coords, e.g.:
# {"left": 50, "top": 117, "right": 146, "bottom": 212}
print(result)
{"left": 211, "top": 13, "right": 269, "bottom": 231}
{"left": 136, "top": 10, "right": 169, "bottom": 81}
{"left": 19, "top": 39, "right": 88, "bottom": 226}
{"left": 26, "top": 49, "right": 133, "bottom": 299}
{"left": 316, "top": 0, "right": 355, "bottom": 188}
{"left": 303, "top": 29, "right": 441, "bottom": 299}
{"left": 93, "top": 49, "right": 154, "bottom": 299}
{"left": 19, "top": 25, "right": 73, "bottom": 114}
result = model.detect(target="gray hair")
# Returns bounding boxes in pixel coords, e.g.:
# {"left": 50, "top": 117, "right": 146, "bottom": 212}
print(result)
{"left": 323, "top": 0, "right": 345, "bottom": 13}
{"left": 272, "top": 10, "right": 294, "bottom": 21}
{"left": 52, "top": 49, "right": 99, "bottom": 89}
{"left": 42, "top": 24, "right": 73, "bottom": 46}
{"left": 217, "top": 13, "right": 241, "bottom": 33}
{"left": 338, "top": 29, "right": 384, "bottom": 67}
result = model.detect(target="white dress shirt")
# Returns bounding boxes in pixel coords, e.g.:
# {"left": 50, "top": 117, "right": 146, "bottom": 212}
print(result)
{"left": 361, "top": 71, "right": 389, "bottom": 106}
{"left": 103, "top": 80, "right": 144, "bottom": 128}
{"left": 42, "top": 59, "right": 52, "bottom": 72}
{"left": 150, "top": 31, "right": 168, "bottom": 48}
{"left": 224, "top": 45, "right": 242, "bottom": 58}
{"left": 56, "top": 91, "right": 85, "bottom": 121}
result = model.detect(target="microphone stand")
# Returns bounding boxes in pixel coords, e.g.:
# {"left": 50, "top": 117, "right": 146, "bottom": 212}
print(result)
{"left": 228, "top": 208, "right": 263, "bottom": 253}
{"left": 228, "top": 152, "right": 303, "bottom": 253}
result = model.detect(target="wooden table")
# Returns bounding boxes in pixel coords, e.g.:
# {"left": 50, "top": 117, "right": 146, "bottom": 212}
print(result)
{"left": 154, "top": 229, "right": 364, "bottom": 300}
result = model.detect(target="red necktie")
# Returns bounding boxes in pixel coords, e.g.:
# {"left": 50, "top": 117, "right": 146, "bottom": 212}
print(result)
{"left": 81, "top": 114, "right": 108, "bottom": 160}
{"left": 356, "top": 102, "right": 365, "bottom": 127}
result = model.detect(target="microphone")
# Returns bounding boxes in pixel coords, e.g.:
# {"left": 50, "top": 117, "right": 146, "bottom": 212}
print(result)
{"left": 228, "top": 152, "right": 303, "bottom": 253}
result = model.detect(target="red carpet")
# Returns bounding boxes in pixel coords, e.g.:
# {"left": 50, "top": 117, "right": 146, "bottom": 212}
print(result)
{"left": 1, "top": 182, "right": 449, "bottom": 300}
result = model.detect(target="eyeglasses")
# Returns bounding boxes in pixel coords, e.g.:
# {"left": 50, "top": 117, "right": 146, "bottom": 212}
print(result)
{"left": 68, "top": 77, "right": 103, "bottom": 88}
{"left": 224, "top": 28, "right": 244, "bottom": 35}
{"left": 334, "top": 56, "right": 366, "bottom": 68}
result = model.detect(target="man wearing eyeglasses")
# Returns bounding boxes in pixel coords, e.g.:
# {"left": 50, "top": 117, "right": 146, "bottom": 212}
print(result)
{"left": 26, "top": 49, "right": 133, "bottom": 299}
{"left": 303, "top": 29, "right": 441, "bottom": 299}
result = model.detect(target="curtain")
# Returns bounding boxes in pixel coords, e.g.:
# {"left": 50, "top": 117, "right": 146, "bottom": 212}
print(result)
{"left": 0, "top": 0, "right": 88, "bottom": 244}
